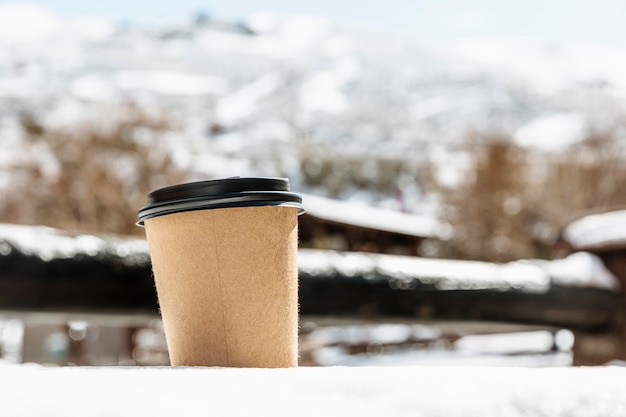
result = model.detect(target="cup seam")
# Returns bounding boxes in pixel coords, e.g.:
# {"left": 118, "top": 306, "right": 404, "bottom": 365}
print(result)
{"left": 210, "top": 211, "right": 231, "bottom": 366}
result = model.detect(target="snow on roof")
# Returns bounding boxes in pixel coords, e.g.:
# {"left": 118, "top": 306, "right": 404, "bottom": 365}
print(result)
{"left": 0, "top": 223, "right": 617, "bottom": 292}
{"left": 0, "top": 223, "right": 149, "bottom": 265}
{"left": 298, "top": 249, "right": 550, "bottom": 293}
{"left": 299, "top": 249, "right": 620, "bottom": 293}
{"left": 529, "top": 251, "right": 620, "bottom": 291}
{"left": 301, "top": 194, "right": 444, "bottom": 240}
{"left": 562, "top": 209, "right": 626, "bottom": 251}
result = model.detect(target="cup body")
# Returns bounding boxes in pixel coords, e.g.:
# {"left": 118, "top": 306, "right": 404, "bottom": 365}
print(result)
{"left": 138, "top": 178, "right": 302, "bottom": 367}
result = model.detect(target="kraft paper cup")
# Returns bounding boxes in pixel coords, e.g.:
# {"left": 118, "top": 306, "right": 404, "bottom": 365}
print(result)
{"left": 137, "top": 177, "right": 304, "bottom": 367}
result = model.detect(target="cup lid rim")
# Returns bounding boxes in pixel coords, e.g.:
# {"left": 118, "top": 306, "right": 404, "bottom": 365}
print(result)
{"left": 148, "top": 177, "right": 290, "bottom": 203}
{"left": 136, "top": 177, "right": 304, "bottom": 226}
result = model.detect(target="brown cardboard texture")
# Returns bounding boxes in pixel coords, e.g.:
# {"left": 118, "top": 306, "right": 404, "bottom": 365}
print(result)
{"left": 144, "top": 206, "right": 299, "bottom": 367}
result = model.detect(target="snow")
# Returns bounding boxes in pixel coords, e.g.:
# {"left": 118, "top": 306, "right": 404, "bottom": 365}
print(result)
{"left": 299, "top": 248, "right": 620, "bottom": 292}
{"left": 0, "top": 223, "right": 149, "bottom": 265}
{"left": 315, "top": 329, "right": 575, "bottom": 367}
{"left": 73, "top": 69, "right": 227, "bottom": 102}
{"left": 514, "top": 112, "right": 586, "bottom": 151}
{"left": 0, "top": 4, "right": 60, "bottom": 45}
{"left": 302, "top": 194, "right": 442, "bottom": 239}
{"left": 564, "top": 44, "right": 626, "bottom": 90}
{"left": 298, "top": 249, "right": 551, "bottom": 293}
{"left": 410, "top": 94, "right": 457, "bottom": 121}
{"left": 0, "top": 366, "right": 625, "bottom": 416}
{"left": 0, "top": 320, "right": 23, "bottom": 363}
{"left": 299, "top": 59, "right": 359, "bottom": 114}
{"left": 312, "top": 323, "right": 441, "bottom": 347}
{"left": 0, "top": 74, "right": 42, "bottom": 99}
{"left": 251, "top": 14, "right": 335, "bottom": 49}
{"left": 61, "top": 17, "right": 114, "bottom": 42}
{"left": 41, "top": 98, "right": 98, "bottom": 128}
{"left": 452, "top": 38, "right": 571, "bottom": 94}
{"left": 563, "top": 210, "right": 626, "bottom": 251}
{"left": 304, "top": 319, "right": 574, "bottom": 367}
{"left": 317, "top": 348, "right": 573, "bottom": 368}
{"left": 455, "top": 330, "right": 556, "bottom": 355}
{"left": 532, "top": 252, "right": 620, "bottom": 291}
{"left": 452, "top": 37, "right": 626, "bottom": 94}
{"left": 215, "top": 74, "right": 280, "bottom": 125}
{"left": 300, "top": 72, "right": 349, "bottom": 114}
{"left": 113, "top": 70, "right": 228, "bottom": 96}
{"left": 71, "top": 73, "right": 118, "bottom": 102}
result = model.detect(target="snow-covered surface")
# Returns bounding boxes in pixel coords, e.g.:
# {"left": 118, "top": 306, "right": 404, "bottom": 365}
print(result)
{"left": 0, "top": 223, "right": 618, "bottom": 292}
{"left": 0, "top": 223, "right": 149, "bottom": 265}
{"left": 72, "top": 71, "right": 228, "bottom": 100}
{"left": 451, "top": 37, "right": 626, "bottom": 95}
{"left": 531, "top": 251, "right": 620, "bottom": 291}
{"left": 513, "top": 112, "right": 586, "bottom": 151}
{"left": 299, "top": 249, "right": 550, "bottom": 292}
{"left": 299, "top": 249, "right": 620, "bottom": 292}
{"left": 0, "top": 365, "right": 625, "bottom": 416}
{"left": 0, "top": 4, "right": 59, "bottom": 45}
{"left": 563, "top": 210, "right": 626, "bottom": 251}
{"left": 302, "top": 194, "right": 444, "bottom": 239}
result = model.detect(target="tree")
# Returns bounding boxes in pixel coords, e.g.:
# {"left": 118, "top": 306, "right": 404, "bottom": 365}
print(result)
{"left": 0, "top": 106, "right": 187, "bottom": 235}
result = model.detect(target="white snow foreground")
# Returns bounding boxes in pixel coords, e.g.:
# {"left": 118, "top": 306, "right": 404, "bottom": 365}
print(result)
{"left": 0, "top": 365, "right": 625, "bottom": 416}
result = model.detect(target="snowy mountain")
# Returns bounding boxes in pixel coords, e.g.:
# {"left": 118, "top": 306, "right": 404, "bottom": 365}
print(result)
{"left": 1, "top": 4, "right": 625, "bottom": 212}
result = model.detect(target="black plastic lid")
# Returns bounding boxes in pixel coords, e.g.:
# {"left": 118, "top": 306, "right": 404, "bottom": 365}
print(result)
{"left": 136, "top": 177, "right": 304, "bottom": 226}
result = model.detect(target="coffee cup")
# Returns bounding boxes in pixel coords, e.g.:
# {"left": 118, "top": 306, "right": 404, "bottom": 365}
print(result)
{"left": 137, "top": 177, "right": 303, "bottom": 367}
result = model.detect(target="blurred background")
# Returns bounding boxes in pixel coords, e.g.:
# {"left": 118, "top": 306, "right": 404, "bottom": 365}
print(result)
{"left": 0, "top": 0, "right": 625, "bottom": 367}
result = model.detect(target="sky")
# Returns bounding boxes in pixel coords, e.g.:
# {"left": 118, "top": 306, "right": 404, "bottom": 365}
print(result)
{"left": 6, "top": 0, "right": 626, "bottom": 47}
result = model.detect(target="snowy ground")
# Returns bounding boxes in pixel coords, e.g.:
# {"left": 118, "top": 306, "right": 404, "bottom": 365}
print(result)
{"left": 0, "top": 365, "right": 625, "bottom": 416}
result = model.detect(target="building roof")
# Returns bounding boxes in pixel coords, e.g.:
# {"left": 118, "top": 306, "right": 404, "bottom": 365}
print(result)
{"left": 0, "top": 223, "right": 149, "bottom": 265}
{"left": 0, "top": 223, "right": 617, "bottom": 293}
{"left": 301, "top": 194, "right": 445, "bottom": 240}
{"left": 562, "top": 209, "right": 626, "bottom": 252}
{"left": 299, "top": 249, "right": 620, "bottom": 293}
